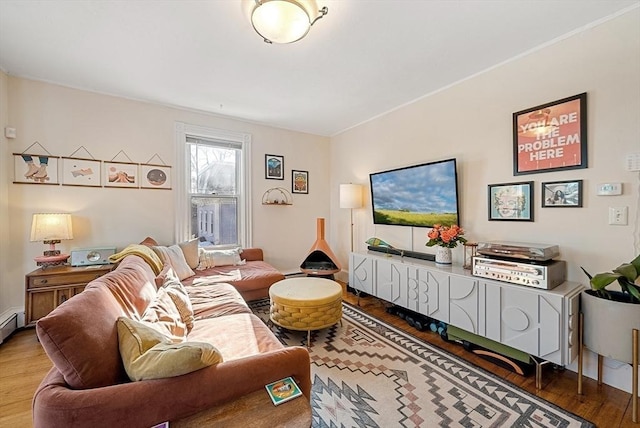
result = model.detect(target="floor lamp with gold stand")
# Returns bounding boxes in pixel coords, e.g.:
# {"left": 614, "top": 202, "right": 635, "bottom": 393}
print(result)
{"left": 340, "top": 183, "right": 363, "bottom": 301}
{"left": 340, "top": 183, "right": 363, "bottom": 253}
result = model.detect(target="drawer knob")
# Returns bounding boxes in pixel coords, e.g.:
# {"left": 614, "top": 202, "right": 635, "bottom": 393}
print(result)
{"left": 41, "top": 279, "right": 48, "bottom": 284}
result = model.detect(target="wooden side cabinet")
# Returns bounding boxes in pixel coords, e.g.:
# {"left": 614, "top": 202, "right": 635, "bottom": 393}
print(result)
{"left": 25, "top": 264, "right": 113, "bottom": 327}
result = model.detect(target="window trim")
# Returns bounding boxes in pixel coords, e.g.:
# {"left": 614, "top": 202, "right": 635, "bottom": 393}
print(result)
{"left": 174, "top": 122, "right": 252, "bottom": 247}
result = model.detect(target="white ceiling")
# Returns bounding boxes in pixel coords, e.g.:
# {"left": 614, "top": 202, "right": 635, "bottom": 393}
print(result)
{"left": 0, "top": 1, "right": 638, "bottom": 137}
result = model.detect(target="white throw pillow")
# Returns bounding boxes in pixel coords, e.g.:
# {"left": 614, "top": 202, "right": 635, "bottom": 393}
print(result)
{"left": 152, "top": 245, "right": 196, "bottom": 280}
{"left": 197, "top": 248, "right": 245, "bottom": 270}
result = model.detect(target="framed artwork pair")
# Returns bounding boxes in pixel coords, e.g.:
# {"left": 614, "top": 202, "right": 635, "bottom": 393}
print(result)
{"left": 264, "top": 154, "right": 308, "bottom": 194}
{"left": 488, "top": 179, "right": 583, "bottom": 221}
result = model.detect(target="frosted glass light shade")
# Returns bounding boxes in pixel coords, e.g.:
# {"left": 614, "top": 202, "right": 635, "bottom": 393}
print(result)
{"left": 252, "top": 0, "right": 311, "bottom": 44}
{"left": 30, "top": 213, "right": 73, "bottom": 242}
{"left": 340, "top": 184, "right": 363, "bottom": 209}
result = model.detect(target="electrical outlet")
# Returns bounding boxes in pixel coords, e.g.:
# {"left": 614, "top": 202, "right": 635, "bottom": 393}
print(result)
{"left": 626, "top": 153, "right": 640, "bottom": 171}
{"left": 608, "top": 207, "right": 628, "bottom": 225}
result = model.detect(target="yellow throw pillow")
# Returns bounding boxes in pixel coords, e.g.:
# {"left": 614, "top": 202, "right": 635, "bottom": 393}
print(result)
{"left": 117, "top": 317, "right": 223, "bottom": 381}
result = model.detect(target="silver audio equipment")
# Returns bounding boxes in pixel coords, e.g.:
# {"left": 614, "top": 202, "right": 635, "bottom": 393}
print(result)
{"left": 477, "top": 241, "right": 559, "bottom": 262}
{"left": 472, "top": 256, "right": 566, "bottom": 290}
{"left": 70, "top": 247, "right": 116, "bottom": 267}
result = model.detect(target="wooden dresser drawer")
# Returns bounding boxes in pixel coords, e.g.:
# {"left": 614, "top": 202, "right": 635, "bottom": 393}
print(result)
{"left": 25, "top": 264, "right": 113, "bottom": 325}
{"left": 28, "top": 270, "right": 109, "bottom": 288}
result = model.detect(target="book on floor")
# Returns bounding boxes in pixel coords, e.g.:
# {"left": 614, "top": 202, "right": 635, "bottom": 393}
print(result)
{"left": 265, "top": 376, "right": 302, "bottom": 406}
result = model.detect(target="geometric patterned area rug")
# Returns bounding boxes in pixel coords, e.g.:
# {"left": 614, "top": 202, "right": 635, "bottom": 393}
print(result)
{"left": 249, "top": 299, "right": 595, "bottom": 428}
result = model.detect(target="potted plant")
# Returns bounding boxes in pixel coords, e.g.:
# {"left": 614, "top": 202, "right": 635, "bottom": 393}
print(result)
{"left": 580, "top": 254, "right": 640, "bottom": 363}
{"left": 425, "top": 225, "right": 467, "bottom": 265}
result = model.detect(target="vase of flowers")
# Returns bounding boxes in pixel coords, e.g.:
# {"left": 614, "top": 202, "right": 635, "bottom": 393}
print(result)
{"left": 426, "top": 225, "right": 467, "bottom": 265}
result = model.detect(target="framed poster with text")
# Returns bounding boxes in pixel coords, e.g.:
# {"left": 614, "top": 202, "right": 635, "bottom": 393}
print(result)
{"left": 513, "top": 93, "right": 587, "bottom": 175}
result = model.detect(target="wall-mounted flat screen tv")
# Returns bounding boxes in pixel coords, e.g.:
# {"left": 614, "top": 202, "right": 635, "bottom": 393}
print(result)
{"left": 369, "top": 158, "right": 461, "bottom": 228}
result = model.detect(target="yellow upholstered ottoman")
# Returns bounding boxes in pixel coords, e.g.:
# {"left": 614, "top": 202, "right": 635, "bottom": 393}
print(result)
{"left": 269, "top": 277, "right": 342, "bottom": 346}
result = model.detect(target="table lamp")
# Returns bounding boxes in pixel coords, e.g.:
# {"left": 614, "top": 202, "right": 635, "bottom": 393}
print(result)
{"left": 30, "top": 213, "right": 74, "bottom": 268}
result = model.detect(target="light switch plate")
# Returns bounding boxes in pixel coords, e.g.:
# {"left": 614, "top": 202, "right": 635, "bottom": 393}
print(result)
{"left": 626, "top": 153, "right": 640, "bottom": 171}
{"left": 608, "top": 207, "right": 628, "bottom": 225}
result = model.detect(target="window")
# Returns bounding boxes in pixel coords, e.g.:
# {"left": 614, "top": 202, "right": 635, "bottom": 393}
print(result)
{"left": 175, "top": 123, "right": 252, "bottom": 248}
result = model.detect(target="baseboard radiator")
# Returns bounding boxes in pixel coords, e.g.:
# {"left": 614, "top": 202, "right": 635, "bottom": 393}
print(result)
{"left": 0, "top": 310, "right": 23, "bottom": 345}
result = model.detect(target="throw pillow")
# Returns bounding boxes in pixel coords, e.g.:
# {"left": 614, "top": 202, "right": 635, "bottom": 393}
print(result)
{"left": 139, "top": 236, "right": 159, "bottom": 247}
{"left": 152, "top": 244, "right": 195, "bottom": 280}
{"left": 178, "top": 238, "right": 200, "bottom": 270}
{"left": 196, "top": 248, "right": 245, "bottom": 270}
{"left": 117, "top": 317, "right": 222, "bottom": 381}
{"left": 141, "top": 287, "right": 188, "bottom": 341}
{"left": 154, "top": 265, "right": 195, "bottom": 332}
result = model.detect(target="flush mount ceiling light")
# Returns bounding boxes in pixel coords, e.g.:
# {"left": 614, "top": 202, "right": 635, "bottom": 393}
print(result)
{"left": 251, "top": 0, "right": 328, "bottom": 44}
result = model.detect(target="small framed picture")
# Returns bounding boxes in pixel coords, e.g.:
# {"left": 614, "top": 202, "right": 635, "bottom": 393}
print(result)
{"left": 61, "top": 157, "right": 101, "bottom": 187}
{"left": 542, "top": 179, "right": 583, "bottom": 207}
{"left": 104, "top": 161, "right": 139, "bottom": 188}
{"left": 488, "top": 181, "right": 534, "bottom": 221}
{"left": 265, "top": 154, "right": 284, "bottom": 180}
{"left": 292, "top": 170, "right": 308, "bottom": 194}
{"left": 13, "top": 153, "right": 60, "bottom": 185}
{"left": 140, "top": 164, "right": 171, "bottom": 190}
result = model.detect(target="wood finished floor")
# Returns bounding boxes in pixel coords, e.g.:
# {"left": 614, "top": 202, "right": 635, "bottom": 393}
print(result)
{"left": 0, "top": 287, "right": 635, "bottom": 427}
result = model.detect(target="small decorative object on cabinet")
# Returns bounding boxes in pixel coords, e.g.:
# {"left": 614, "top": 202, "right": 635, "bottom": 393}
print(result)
{"left": 463, "top": 242, "right": 478, "bottom": 270}
{"left": 25, "top": 264, "right": 113, "bottom": 326}
{"left": 578, "top": 254, "right": 640, "bottom": 423}
{"left": 262, "top": 187, "right": 293, "bottom": 205}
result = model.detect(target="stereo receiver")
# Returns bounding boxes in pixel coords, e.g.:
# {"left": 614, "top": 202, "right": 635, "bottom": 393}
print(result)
{"left": 472, "top": 256, "right": 566, "bottom": 290}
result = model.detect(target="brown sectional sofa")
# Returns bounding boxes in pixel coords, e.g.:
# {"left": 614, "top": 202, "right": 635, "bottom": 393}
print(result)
{"left": 184, "top": 247, "right": 285, "bottom": 301}
{"left": 33, "top": 254, "right": 311, "bottom": 428}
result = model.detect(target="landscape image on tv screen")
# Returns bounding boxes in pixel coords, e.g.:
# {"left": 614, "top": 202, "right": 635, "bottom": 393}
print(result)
{"left": 369, "top": 158, "right": 460, "bottom": 228}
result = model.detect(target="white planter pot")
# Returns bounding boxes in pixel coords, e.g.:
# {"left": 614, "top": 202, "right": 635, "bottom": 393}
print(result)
{"left": 435, "top": 247, "right": 452, "bottom": 265}
{"left": 581, "top": 290, "right": 640, "bottom": 363}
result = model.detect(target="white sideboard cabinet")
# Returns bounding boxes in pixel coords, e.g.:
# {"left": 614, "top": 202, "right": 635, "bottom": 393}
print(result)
{"left": 349, "top": 252, "right": 583, "bottom": 368}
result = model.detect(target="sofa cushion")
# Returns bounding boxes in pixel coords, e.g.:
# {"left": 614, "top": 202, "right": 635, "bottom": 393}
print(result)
{"left": 117, "top": 317, "right": 222, "bottom": 381}
{"left": 187, "top": 282, "right": 252, "bottom": 319}
{"left": 36, "top": 255, "right": 159, "bottom": 389}
{"left": 187, "top": 314, "right": 283, "bottom": 361}
{"left": 142, "top": 287, "right": 188, "bottom": 341}
{"left": 153, "top": 244, "right": 196, "bottom": 280}
{"left": 159, "top": 266, "right": 195, "bottom": 332}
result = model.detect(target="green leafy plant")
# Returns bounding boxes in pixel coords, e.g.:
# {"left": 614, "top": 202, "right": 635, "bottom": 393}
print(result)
{"left": 581, "top": 254, "right": 640, "bottom": 303}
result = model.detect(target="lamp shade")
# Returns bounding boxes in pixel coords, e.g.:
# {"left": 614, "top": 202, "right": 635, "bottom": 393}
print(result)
{"left": 340, "top": 184, "right": 363, "bottom": 209}
{"left": 30, "top": 213, "right": 73, "bottom": 242}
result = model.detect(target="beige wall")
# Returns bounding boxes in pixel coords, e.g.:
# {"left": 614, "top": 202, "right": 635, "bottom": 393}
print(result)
{"left": 1, "top": 77, "right": 331, "bottom": 319}
{"left": 330, "top": 9, "right": 640, "bottom": 393}
{"left": 0, "top": 71, "right": 11, "bottom": 321}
